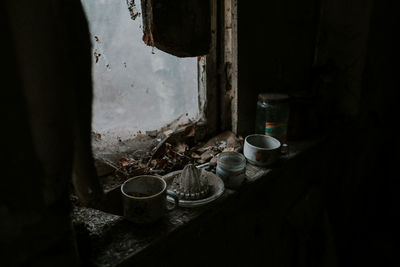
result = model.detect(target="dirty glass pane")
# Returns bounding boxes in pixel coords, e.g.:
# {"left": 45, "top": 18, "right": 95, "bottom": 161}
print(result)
{"left": 81, "top": 0, "right": 199, "bottom": 146}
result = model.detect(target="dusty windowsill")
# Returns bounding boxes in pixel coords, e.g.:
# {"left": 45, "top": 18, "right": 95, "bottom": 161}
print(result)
{"left": 91, "top": 122, "right": 211, "bottom": 192}
{"left": 72, "top": 138, "right": 321, "bottom": 266}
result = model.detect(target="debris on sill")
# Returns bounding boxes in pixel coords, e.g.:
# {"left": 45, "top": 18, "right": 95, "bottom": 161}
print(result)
{"left": 73, "top": 139, "right": 322, "bottom": 266}
{"left": 114, "top": 130, "right": 243, "bottom": 180}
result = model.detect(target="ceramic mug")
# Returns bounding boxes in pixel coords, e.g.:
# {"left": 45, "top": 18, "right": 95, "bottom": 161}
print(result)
{"left": 121, "top": 175, "right": 179, "bottom": 224}
{"left": 243, "top": 134, "right": 281, "bottom": 167}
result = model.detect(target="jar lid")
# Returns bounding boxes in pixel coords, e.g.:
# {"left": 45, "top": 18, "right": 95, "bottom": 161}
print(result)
{"left": 258, "top": 93, "right": 289, "bottom": 103}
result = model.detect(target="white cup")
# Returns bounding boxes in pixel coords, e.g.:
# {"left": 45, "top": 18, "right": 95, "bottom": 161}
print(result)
{"left": 243, "top": 134, "right": 281, "bottom": 167}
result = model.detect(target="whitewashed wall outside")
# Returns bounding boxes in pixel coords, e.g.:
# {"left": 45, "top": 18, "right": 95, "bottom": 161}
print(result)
{"left": 81, "top": 0, "right": 199, "bottom": 145}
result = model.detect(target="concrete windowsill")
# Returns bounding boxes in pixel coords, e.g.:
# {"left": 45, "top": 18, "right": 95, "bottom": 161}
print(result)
{"left": 72, "top": 139, "right": 321, "bottom": 266}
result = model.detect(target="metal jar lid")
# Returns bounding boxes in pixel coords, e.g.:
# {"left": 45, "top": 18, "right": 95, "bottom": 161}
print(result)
{"left": 258, "top": 93, "right": 289, "bottom": 103}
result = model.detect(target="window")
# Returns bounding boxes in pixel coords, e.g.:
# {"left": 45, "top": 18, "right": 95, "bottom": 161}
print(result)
{"left": 79, "top": 0, "right": 237, "bottom": 185}
{"left": 81, "top": 0, "right": 204, "bottom": 152}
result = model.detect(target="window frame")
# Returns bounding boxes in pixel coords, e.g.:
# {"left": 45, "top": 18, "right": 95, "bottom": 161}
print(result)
{"left": 90, "top": 0, "right": 238, "bottom": 193}
{"left": 199, "top": 0, "right": 238, "bottom": 137}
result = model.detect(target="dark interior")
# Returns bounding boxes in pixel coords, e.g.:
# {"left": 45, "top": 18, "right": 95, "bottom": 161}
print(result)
{"left": 1, "top": 0, "right": 399, "bottom": 266}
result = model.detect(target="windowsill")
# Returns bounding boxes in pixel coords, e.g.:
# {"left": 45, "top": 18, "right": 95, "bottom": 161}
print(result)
{"left": 72, "top": 138, "right": 322, "bottom": 266}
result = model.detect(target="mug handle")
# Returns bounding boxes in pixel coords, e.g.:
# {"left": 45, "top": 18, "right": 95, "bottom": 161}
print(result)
{"left": 166, "top": 190, "right": 179, "bottom": 211}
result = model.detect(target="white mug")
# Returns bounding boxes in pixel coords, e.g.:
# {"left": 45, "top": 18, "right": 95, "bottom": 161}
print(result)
{"left": 243, "top": 134, "right": 281, "bottom": 167}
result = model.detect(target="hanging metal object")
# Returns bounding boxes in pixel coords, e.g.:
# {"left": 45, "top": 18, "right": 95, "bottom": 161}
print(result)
{"left": 140, "top": 0, "right": 211, "bottom": 57}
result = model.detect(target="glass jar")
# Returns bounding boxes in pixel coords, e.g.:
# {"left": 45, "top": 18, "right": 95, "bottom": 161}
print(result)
{"left": 255, "top": 93, "right": 290, "bottom": 142}
{"left": 216, "top": 152, "right": 246, "bottom": 189}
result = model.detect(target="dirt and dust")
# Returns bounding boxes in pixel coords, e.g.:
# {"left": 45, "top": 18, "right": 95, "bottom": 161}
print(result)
{"left": 113, "top": 130, "right": 243, "bottom": 180}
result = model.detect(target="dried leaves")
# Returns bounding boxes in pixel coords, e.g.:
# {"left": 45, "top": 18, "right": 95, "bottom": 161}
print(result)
{"left": 115, "top": 156, "right": 149, "bottom": 179}
{"left": 115, "top": 130, "right": 243, "bottom": 179}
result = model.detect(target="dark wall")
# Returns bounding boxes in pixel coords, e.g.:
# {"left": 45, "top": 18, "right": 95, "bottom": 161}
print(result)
{"left": 237, "top": 0, "right": 375, "bottom": 137}
{"left": 237, "top": 0, "right": 399, "bottom": 266}
{"left": 325, "top": 0, "right": 400, "bottom": 266}
{"left": 237, "top": 0, "right": 320, "bottom": 136}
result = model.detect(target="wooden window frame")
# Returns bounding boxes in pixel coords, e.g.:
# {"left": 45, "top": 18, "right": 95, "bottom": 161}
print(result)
{"left": 92, "top": 0, "right": 238, "bottom": 191}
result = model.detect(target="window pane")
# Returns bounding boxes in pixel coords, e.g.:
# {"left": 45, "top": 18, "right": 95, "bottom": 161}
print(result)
{"left": 81, "top": 0, "right": 199, "bottom": 145}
